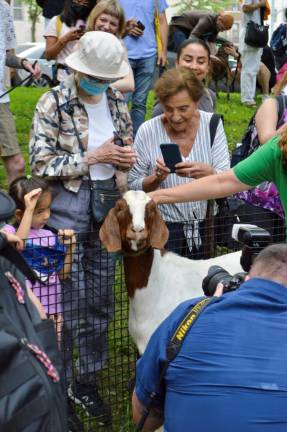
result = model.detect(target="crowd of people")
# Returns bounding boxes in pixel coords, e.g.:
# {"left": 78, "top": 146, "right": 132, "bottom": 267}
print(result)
{"left": 1, "top": 0, "right": 287, "bottom": 430}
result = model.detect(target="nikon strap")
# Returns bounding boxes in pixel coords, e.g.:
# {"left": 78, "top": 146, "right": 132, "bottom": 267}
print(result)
{"left": 136, "top": 296, "right": 220, "bottom": 431}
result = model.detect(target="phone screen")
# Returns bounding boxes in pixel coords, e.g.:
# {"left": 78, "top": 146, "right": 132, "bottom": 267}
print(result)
{"left": 160, "top": 143, "right": 182, "bottom": 173}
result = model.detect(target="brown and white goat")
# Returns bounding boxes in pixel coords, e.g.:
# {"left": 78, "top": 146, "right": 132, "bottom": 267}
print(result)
{"left": 100, "top": 190, "right": 242, "bottom": 355}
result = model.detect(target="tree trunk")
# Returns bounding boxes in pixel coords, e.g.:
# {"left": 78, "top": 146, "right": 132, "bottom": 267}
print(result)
{"left": 31, "top": 18, "right": 36, "bottom": 42}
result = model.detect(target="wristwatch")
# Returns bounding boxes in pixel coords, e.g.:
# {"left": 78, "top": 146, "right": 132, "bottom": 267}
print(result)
{"left": 20, "top": 58, "right": 29, "bottom": 71}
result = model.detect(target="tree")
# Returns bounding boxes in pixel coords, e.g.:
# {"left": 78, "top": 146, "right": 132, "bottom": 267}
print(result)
{"left": 173, "top": 0, "right": 233, "bottom": 14}
{"left": 20, "top": 0, "right": 42, "bottom": 42}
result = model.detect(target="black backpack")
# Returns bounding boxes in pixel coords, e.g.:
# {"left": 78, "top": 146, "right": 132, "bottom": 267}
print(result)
{"left": 231, "top": 95, "right": 286, "bottom": 167}
{"left": 270, "top": 23, "right": 287, "bottom": 57}
{"left": 0, "top": 243, "right": 67, "bottom": 432}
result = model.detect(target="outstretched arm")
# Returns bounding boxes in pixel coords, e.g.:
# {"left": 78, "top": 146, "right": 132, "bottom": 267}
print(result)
{"left": 149, "top": 169, "right": 251, "bottom": 204}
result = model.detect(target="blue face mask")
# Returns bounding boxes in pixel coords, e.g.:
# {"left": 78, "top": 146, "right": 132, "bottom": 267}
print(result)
{"left": 79, "top": 77, "right": 110, "bottom": 96}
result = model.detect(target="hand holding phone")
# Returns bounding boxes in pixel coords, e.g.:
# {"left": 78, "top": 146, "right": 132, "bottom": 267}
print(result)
{"left": 160, "top": 143, "right": 182, "bottom": 174}
{"left": 136, "top": 20, "right": 145, "bottom": 31}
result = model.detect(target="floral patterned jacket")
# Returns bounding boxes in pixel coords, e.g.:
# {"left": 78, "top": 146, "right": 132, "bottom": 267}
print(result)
{"left": 29, "top": 75, "right": 133, "bottom": 193}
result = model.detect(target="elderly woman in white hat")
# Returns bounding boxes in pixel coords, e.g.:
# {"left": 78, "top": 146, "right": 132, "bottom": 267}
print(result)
{"left": 29, "top": 31, "right": 136, "bottom": 426}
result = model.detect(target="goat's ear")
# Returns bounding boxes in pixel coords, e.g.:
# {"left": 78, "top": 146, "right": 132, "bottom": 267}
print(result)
{"left": 147, "top": 201, "right": 169, "bottom": 249}
{"left": 99, "top": 208, "right": 122, "bottom": 252}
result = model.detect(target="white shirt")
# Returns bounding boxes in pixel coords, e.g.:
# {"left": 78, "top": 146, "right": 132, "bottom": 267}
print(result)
{"left": 44, "top": 17, "right": 84, "bottom": 81}
{"left": 0, "top": 0, "right": 16, "bottom": 104}
{"left": 83, "top": 92, "right": 116, "bottom": 181}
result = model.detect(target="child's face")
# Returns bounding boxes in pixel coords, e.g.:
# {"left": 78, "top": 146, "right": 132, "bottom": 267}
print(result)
{"left": 31, "top": 191, "right": 52, "bottom": 229}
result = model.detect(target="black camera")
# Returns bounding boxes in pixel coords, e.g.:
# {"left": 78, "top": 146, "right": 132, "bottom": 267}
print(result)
{"left": 202, "top": 224, "right": 272, "bottom": 296}
{"left": 202, "top": 266, "right": 246, "bottom": 296}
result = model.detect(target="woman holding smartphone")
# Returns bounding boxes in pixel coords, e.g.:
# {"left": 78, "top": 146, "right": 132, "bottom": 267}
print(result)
{"left": 44, "top": 0, "right": 94, "bottom": 82}
{"left": 128, "top": 67, "right": 230, "bottom": 259}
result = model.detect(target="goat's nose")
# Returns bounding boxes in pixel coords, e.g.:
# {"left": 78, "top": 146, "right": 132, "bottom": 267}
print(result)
{"left": 132, "top": 227, "right": 144, "bottom": 233}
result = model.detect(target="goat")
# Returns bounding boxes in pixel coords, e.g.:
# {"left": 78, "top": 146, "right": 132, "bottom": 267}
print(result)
{"left": 100, "top": 190, "right": 242, "bottom": 355}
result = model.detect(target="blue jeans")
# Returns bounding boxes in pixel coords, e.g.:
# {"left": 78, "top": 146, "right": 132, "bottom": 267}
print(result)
{"left": 47, "top": 181, "right": 115, "bottom": 385}
{"left": 128, "top": 55, "right": 157, "bottom": 135}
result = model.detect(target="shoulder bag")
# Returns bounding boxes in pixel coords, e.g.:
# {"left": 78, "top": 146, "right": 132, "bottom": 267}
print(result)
{"left": 244, "top": 6, "right": 269, "bottom": 48}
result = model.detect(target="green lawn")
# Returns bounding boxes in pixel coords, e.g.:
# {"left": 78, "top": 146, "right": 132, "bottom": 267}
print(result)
{"left": 0, "top": 87, "right": 256, "bottom": 189}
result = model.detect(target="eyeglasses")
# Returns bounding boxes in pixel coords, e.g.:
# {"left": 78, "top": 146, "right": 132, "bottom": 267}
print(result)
{"left": 85, "top": 75, "right": 115, "bottom": 84}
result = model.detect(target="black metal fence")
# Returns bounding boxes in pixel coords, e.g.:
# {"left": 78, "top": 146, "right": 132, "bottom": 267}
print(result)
{"left": 24, "top": 210, "right": 286, "bottom": 431}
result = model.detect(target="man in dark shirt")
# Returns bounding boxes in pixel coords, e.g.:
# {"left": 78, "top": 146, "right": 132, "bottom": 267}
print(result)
{"left": 168, "top": 10, "right": 234, "bottom": 53}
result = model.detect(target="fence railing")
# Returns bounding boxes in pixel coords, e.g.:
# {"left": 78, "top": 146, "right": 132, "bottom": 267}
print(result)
{"left": 22, "top": 212, "right": 286, "bottom": 431}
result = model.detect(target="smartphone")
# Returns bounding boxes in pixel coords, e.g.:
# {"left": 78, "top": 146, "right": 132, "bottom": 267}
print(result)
{"left": 113, "top": 131, "right": 124, "bottom": 147}
{"left": 160, "top": 143, "right": 182, "bottom": 173}
{"left": 136, "top": 20, "right": 145, "bottom": 31}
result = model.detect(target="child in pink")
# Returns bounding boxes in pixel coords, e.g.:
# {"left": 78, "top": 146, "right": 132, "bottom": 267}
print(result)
{"left": 3, "top": 176, "right": 75, "bottom": 334}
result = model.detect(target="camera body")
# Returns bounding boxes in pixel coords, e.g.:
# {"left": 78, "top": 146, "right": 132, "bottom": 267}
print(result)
{"left": 202, "top": 225, "right": 272, "bottom": 296}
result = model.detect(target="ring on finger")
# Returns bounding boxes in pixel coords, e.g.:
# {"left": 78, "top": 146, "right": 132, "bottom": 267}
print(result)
{"left": 156, "top": 169, "right": 163, "bottom": 178}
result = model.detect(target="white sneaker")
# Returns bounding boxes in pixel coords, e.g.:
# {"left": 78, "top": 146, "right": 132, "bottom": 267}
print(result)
{"left": 242, "top": 100, "right": 257, "bottom": 107}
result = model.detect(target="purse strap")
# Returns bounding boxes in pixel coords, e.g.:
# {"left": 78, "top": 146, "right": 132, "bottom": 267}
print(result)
{"left": 260, "top": 6, "right": 265, "bottom": 26}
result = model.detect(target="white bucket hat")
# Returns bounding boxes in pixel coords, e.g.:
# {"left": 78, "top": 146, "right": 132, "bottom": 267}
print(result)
{"left": 65, "top": 31, "right": 129, "bottom": 79}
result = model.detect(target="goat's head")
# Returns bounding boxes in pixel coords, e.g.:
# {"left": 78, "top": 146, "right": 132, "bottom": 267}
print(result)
{"left": 99, "top": 190, "right": 169, "bottom": 254}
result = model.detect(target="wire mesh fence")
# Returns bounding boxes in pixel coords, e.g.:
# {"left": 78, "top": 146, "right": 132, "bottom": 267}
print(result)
{"left": 23, "top": 209, "right": 286, "bottom": 431}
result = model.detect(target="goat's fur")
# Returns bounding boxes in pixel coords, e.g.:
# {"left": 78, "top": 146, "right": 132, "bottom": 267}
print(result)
{"left": 100, "top": 191, "right": 242, "bottom": 355}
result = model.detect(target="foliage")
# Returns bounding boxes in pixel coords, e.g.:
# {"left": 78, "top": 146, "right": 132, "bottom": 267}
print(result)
{"left": 19, "top": 0, "right": 42, "bottom": 41}
{"left": 173, "top": 0, "right": 233, "bottom": 13}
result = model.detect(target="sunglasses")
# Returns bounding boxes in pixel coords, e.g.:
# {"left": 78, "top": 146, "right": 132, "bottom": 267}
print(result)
{"left": 84, "top": 75, "right": 116, "bottom": 84}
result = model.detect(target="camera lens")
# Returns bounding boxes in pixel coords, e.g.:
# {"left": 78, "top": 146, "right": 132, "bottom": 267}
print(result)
{"left": 202, "top": 265, "right": 233, "bottom": 296}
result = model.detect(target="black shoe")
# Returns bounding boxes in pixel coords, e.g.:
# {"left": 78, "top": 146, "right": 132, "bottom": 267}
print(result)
{"left": 67, "top": 400, "right": 84, "bottom": 432}
{"left": 68, "top": 382, "right": 112, "bottom": 426}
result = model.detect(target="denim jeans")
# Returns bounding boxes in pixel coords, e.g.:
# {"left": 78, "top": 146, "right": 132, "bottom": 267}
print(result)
{"left": 128, "top": 54, "right": 157, "bottom": 135}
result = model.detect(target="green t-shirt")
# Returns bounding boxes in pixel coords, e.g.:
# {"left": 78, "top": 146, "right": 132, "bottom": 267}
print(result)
{"left": 233, "top": 136, "right": 287, "bottom": 222}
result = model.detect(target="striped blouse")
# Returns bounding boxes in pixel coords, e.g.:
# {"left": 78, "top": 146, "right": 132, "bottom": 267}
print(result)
{"left": 128, "top": 110, "right": 230, "bottom": 230}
